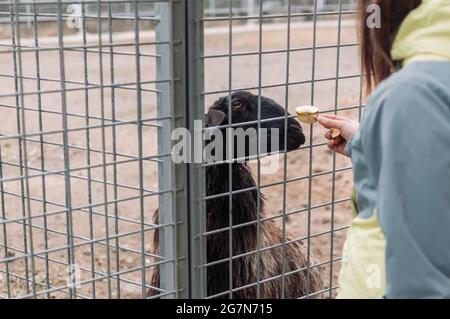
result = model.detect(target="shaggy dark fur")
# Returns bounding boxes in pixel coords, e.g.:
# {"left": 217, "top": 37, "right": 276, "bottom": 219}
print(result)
{"left": 149, "top": 91, "right": 322, "bottom": 298}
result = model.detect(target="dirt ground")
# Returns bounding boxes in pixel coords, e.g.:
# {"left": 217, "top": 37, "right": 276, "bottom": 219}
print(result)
{"left": 0, "top": 19, "right": 363, "bottom": 298}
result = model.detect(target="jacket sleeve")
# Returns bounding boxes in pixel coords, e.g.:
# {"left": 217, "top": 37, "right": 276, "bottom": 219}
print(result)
{"left": 345, "top": 136, "right": 355, "bottom": 158}
{"left": 360, "top": 80, "right": 450, "bottom": 298}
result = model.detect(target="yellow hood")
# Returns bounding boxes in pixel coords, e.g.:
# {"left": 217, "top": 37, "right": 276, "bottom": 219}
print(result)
{"left": 391, "top": 0, "right": 450, "bottom": 66}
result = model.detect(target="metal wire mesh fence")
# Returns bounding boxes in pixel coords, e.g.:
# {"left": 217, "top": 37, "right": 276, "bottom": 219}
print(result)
{"left": 0, "top": 0, "right": 155, "bottom": 23}
{"left": 197, "top": 0, "right": 363, "bottom": 299}
{"left": 0, "top": 0, "right": 363, "bottom": 299}
{"left": 0, "top": 0, "right": 175, "bottom": 299}
{"left": 204, "top": 0, "right": 357, "bottom": 17}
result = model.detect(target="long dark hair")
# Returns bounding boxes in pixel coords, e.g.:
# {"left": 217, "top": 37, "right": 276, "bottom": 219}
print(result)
{"left": 358, "top": 0, "right": 422, "bottom": 93}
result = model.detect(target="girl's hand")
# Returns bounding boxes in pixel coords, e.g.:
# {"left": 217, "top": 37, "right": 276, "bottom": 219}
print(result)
{"left": 316, "top": 114, "right": 359, "bottom": 156}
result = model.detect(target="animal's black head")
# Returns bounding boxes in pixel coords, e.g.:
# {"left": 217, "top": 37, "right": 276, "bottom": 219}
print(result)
{"left": 205, "top": 91, "right": 305, "bottom": 160}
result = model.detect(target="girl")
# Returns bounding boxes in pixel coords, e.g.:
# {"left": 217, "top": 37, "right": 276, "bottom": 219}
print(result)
{"left": 317, "top": 0, "right": 450, "bottom": 298}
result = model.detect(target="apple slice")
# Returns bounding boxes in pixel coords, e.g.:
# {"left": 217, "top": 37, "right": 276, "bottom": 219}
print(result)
{"left": 295, "top": 106, "right": 319, "bottom": 124}
{"left": 330, "top": 128, "right": 341, "bottom": 139}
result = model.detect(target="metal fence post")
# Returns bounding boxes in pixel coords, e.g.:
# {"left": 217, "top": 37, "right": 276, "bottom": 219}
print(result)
{"left": 247, "top": 0, "right": 256, "bottom": 24}
{"left": 155, "top": 0, "right": 203, "bottom": 299}
{"left": 186, "top": 0, "right": 207, "bottom": 299}
{"left": 209, "top": 0, "right": 216, "bottom": 17}
{"left": 317, "top": 0, "right": 325, "bottom": 11}
{"left": 155, "top": 1, "right": 176, "bottom": 299}
{"left": 155, "top": 0, "right": 189, "bottom": 299}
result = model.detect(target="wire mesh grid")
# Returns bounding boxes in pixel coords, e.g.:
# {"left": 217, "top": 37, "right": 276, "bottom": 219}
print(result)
{"left": 198, "top": 0, "right": 363, "bottom": 299}
{"left": 0, "top": 0, "right": 155, "bottom": 23}
{"left": 0, "top": 0, "right": 363, "bottom": 299}
{"left": 0, "top": 0, "right": 176, "bottom": 299}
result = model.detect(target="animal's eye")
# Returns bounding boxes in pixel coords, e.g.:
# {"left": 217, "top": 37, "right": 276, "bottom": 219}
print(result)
{"left": 232, "top": 101, "right": 243, "bottom": 110}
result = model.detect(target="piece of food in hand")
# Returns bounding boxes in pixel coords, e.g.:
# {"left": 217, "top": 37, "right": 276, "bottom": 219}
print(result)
{"left": 295, "top": 106, "right": 319, "bottom": 124}
{"left": 330, "top": 128, "right": 341, "bottom": 139}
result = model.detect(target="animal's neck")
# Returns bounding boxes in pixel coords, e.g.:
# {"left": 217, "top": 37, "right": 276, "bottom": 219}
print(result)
{"left": 205, "top": 162, "right": 268, "bottom": 298}
{"left": 206, "top": 163, "right": 264, "bottom": 232}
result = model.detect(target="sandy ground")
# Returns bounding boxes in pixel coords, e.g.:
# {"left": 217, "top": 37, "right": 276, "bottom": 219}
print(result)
{"left": 0, "top": 19, "right": 364, "bottom": 298}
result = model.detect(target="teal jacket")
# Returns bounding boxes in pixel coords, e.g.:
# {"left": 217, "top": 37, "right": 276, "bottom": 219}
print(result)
{"left": 337, "top": 0, "right": 450, "bottom": 299}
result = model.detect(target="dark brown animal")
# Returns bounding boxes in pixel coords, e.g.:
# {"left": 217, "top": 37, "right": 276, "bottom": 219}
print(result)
{"left": 149, "top": 91, "right": 322, "bottom": 298}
